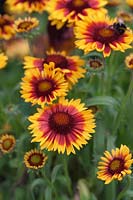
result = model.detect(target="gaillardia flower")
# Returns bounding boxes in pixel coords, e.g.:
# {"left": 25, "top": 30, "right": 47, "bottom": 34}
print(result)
{"left": 74, "top": 12, "right": 133, "bottom": 57}
{"left": 0, "top": 14, "right": 15, "bottom": 40}
{"left": 23, "top": 56, "right": 45, "bottom": 71}
{"left": 86, "top": 55, "right": 104, "bottom": 73}
{"left": 23, "top": 50, "right": 86, "bottom": 89}
{"left": 6, "top": 0, "right": 47, "bottom": 13}
{"left": 125, "top": 53, "right": 133, "bottom": 70}
{"left": 46, "top": 0, "right": 107, "bottom": 28}
{"left": 97, "top": 145, "right": 133, "bottom": 184}
{"left": 21, "top": 62, "right": 68, "bottom": 106}
{"left": 126, "top": 0, "right": 133, "bottom": 9}
{"left": 0, "top": 53, "right": 8, "bottom": 69}
{"left": 14, "top": 17, "right": 39, "bottom": 33}
{"left": 28, "top": 98, "right": 96, "bottom": 155}
{"left": 0, "top": 134, "right": 16, "bottom": 153}
{"left": 24, "top": 149, "right": 48, "bottom": 169}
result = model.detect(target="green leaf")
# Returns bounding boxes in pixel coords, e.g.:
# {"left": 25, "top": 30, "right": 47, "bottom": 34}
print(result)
{"left": 51, "top": 164, "right": 62, "bottom": 184}
{"left": 45, "top": 187, "right": 52, "bottom": 200}
{"left": 78, "top": 179, "right": 90, "bottom": 200}
{"left": 30, "top": 178, "right": 45, "bottom": 192}
{"left": 87, "top": 96, "right": 120, "bottom": 108}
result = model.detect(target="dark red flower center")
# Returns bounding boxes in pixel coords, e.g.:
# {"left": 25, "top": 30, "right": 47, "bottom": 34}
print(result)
{"left": 36, "top": 79, "right": 55, "bottom": 97}
{"left": 93, "top": 26, "right": 120, "bottom": 44}
{"left": 18, "top": 21, "right": 33, "bottom": 29}
{"left": 89, "top": 60, "right": 103, "bottom": 69}
{"left": 45, "top": 54, "right": 68, "bottom": 69}
{"left": 0, "top": 17, "right": 12, "bottom": 26}
{"left": 129, "top": 58, "right": 133, "bottom": 65}
{"left": 2, "top": 139, "right": 13, "bottom": 150}
{"left": 49, "top": 112, "right": 74, "bottom": 134}
{"left": 66, "top": 0, "right": 89, "bottom": 14}
{"left": 14, "top": 0, "right": 44, "bottom": 6}
{"left": 15, "top": 0, "right": 42, "bottom": 3}
{"left": 108, "top": 158, "right": 125, "bottom": 175}
{"left": 28, "top": 153, "right": 44, "bottom": 166}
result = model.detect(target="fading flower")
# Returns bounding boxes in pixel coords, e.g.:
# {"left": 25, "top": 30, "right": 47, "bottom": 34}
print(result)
{"left": 0, "top": 134, "right": 16, "bottom": 153}
{"left": 86, "top": 55, "right": 104, "bottom": 73}
{"left": 24, "top": 149, "right": 48, "bottom": 169}
{"left": 125, "top": 53, "right": 133, "bottom": 70}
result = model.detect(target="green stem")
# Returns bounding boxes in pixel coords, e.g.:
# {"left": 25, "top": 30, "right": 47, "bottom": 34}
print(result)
{"left": 112, "top": 72, "right": 133, "bottom": 135}
{"left": 62, "top": 155, "right": 73, "bottom": 197}
{"left": 116, "top": 176, "right": 131, "bottom": 200}
{"left": 41, "top": 169, "right": 58, "bottom": 199}
{"left": 106, "top": 52, "right": 116, "bottom": 94}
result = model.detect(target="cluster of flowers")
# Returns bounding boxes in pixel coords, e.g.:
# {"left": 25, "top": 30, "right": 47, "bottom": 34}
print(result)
{"left": 0, "top": 0, "right": 133, "bottom": 185}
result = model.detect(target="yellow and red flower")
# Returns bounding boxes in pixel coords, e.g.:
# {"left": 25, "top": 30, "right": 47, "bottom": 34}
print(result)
{"left": 6, "top": 0, "right": 47, "bottom": 13}
{"left": 23, "top": 56, "right": 45, "bottom": 71}
{"left": 46, "top": 0, "right": 107, "bottom": 28}
{"left": 0, "top": 134, "right": 16, "bottom": 153}
{"left": 14, "top": 17, "right": 39, "bottom": 33}
{"left": 126, "top": 0, "right": 133, "bottom": 9}
{"left": 21, "top": 62, "right": 68, "bottom": 106}
{"left": 24, "top": 149, "right": 48, "bottom": 169}
{"left": 74, "top": 12, "right": 133, "bottom": 57}
{"left": 0, "top": 53, "right": 8, "bottom": 69}
{"left": 97, "top": 145, "right": 133, "bottom": 184}
{"left": 28, "top": 97, "right": 96, "bottom": 155}
{"left": 0, "top": 14, "right": 15, "bottom": 40}
{"left": 125, "top": 53, "right": 133, "bottom": 70}
{"left": 23, "top": 50, "right": 86, "bottom": 89}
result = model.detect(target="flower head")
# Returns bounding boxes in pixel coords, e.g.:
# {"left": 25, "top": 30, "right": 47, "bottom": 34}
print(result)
{"left": 6, "top": 0, "right": 47, "bottom": 13}
{"left": 23, "top": 50, "right": 86, "bottom": 89}
{"left": 86, "top": 55, "right": 104, "bottom": 73}
{"left": 125, "top": 53, "right": 133, "bottom": 70}
{"left": 126, "top": 0, "right": 133, "bottom": 9}
{"left": 74, "top": 12, "right": 133, "bottom": 57}
{"left": 0, "top": 134, "right": 16, "bottom": 153}
{"left": 46, "top": 0, "right": 107, "bottom": 28}
{"left": 28, "top": 97, "right": 96, "bottom": 155}
{"left": 24, "top": 149, "right": 48, "bottom": 169}
{"left": 21, "top": 62, "right": 68, "bottom": 106}
{"left": 0, "top": 53, "right": 8, "bottom": 69}
{"left": 0, "top": 14, "right": 15, "bottom": 40}
{"left": 97, "top": 145, "right": 133, "bottom": 184}
{"left": 14, "top": 17, "right": 39, "bottom": 33}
